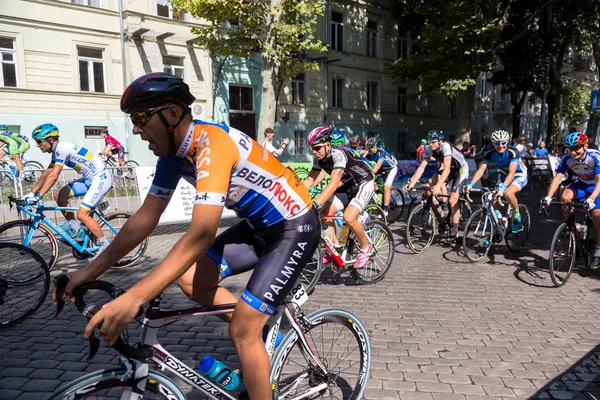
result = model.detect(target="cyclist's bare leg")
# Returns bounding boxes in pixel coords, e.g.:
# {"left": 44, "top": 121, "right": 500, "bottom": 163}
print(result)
{"left": 177, "top": 254, "right": 236, "bottom": 322}
{"left": 345, "top": 204, "right": 368, "bottom": 250}
{"left": 117, "top": 156, "right": 126, "bottom": 167}
{"left": 383, "top": 184, "right": 391, "bottom": 208}
{"left": 591, "top": 210, "right": 600, "bottom": 249}
{"left": 10, "top": 154, "right": 23, "bottom": 172}
{"left": 76, "top": 206, "right": 104, "bottom": 239}
{"left": 322, "top": 200, "right": 339, "bottom": 245}
{"left": 449, "top": 191, "right": 460, "bottom": 225}
{"left": 504, "top": 185, "right": 520, "bottom": 214}
{"left": 55, "top": 186, "right": 76, "bottom": 220}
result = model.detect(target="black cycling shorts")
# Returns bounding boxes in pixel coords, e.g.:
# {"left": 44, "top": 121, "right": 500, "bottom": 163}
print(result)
{"left": 204, "top": 207, "right": 320, "bottom": 316}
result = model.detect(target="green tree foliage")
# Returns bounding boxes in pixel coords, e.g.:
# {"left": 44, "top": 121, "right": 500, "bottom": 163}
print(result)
{"left": 169, "top": 0, "right": 327, "bottom": 138}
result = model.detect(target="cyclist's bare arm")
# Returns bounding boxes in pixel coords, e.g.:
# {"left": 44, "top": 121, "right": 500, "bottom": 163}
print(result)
{"left": 406, "top": 159, "right": 429, "bottom": 188}
{"left": 303, "top": 168, "right": 326, "bottom": 189}
{"left": 37, "top": 164, "right": 63, "bottom": 196}
{"left": 501, "top": 161, "right": 518, "bottom": 188}
{"left": 372, "top": 159, "right": 384, "bottom": 174}
{"left": 435, "top": 156, "right": 452, "bottom": 189}
{"left": 31, "top": 167, "right": 54, "bottom": 194}
{"left": 470, "top": 162, "right": 488, "bottom": 185}
{"left": 84, "top": 203, "right": 223, "bottom": 343}
{"left": 546, "top": 172, "right": 565, "bottom": 199}
{"left": 314, "top": 169, "right": 343, "bottom": 206}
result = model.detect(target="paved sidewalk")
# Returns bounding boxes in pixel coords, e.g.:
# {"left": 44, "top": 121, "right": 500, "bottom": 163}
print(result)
{"left": 2, "top": 188, "right": 600, "bottom": 399}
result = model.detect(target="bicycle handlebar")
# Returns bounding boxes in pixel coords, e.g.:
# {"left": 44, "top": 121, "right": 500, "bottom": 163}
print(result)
{"left": 54, "top": 274, "right": 152, "bottom": 361}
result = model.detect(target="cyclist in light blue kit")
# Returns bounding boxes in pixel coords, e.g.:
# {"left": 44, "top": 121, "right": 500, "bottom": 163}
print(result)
{"left": 363, "top": 137, "right": 398, "bottom": 217}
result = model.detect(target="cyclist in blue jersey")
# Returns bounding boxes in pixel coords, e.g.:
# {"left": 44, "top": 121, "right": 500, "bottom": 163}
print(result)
{"left": 363, "top": 137, "right": 398, "bottom": 217}
{"left": 0, "top": 124, "right": 29, "bottom": 174}
{"left": 27, "top": 123, "right": 113, "bottom": 256}
{"left": 466, "top": 130, "right": 528, "bottom": 232}
{"left": 544, "top": 131, "right": 600, "bottom": 268}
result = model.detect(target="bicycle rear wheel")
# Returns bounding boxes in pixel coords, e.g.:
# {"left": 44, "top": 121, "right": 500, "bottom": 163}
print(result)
{"left": 0, "top": 219, "right": 59, "bottom": 272}
{"left": 0, "top": 243, "right": 50, "bottom": 328}
{"left": 462, "top": 208, "right": 493, "bottom": 262}
{"left": 365, "top": 203, "right": 387, "bottom": 224}
{"left": 271, "top": 308, "right": 370, "bottom": 400}
{"left": 351, "top": 220, "right": 394, "bottom": 283}
{"left": 548, "top": 223, "right": 576, "bottom": 287}
{"left": 406, "top": 203, "right": 437, "bottom": 254}
{"left": 21, "top": 160, "right": 44, "bottom": 182}
{"left": 506, "top": 204, "right": 531, "bottom": 252}
{"left": 48, "top": 368, "right": 186, "bottom": 400}
{"left": 97, "top": 212, "right": 148, "bottom": 269}
{"left": 299, "top": 245, "right": 323, "bottom": 295}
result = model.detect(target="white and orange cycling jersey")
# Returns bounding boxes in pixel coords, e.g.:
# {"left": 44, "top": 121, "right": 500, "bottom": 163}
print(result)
{"left": 149, "top": 120, "right": 312, "bottom": 228}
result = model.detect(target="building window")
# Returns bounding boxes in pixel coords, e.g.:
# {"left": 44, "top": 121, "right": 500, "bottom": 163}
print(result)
{"left": 331, "top": 77, "right": 344, "bottom": 109}
{"left": 77, "top": 47, "right": 104, "bottom": 93}
{"left": 424, "top": 97, "right": 432, "bottom": 116}
{"left": 72, "top": 0, "right": 101, "bottom": 6}
{"left": 294, "top": 130, "right": 306, "bottom": 155}
{"left": 229, "top": 85, "right": 253, "bottom": 111}
{"left": 398, "top": 37, "right": 409, "bottom": 59}
{"left": 330, "top": 11, "right": 344, "bottom": 51}
{"left": 447, "top": 96, "right": 456, "bottom": 118}
{"left": 366, "top": 20, "right": 377, "bottom": 58}
{"left": 291, "top": 73, "right": 305, "bottom": 105}
{"left": 479, "top": 72, "right": 487, "bottom": 97}
{"left": 397, "top": 87, "right": 407, "bottom": 114}
{"left": 0, "top": 37, "right": 17, "bottom": 87}
{"left": 157, "top": 0, "right": 185, "bottom": 20}
{"left": 163, "top": 56, "right": 184, "bottom": 78}
{"left": 84, "top": 125, "right": 107, "bottom": 139}
{"left": 367, "top": 82, "right": 379, "bottom": 110}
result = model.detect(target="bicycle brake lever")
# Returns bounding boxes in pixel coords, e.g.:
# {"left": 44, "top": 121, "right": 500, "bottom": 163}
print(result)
{"left": 83, "top": 304, "right": 101, "bottom": 360}
{"left": 53, "top": 274, "right": 70, "bottom": 317}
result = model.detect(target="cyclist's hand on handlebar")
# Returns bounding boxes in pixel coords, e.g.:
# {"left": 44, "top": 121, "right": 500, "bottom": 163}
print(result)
{"left": 543, "top": 196, "right": 552, "bottom": 207}
{"left": 464, "top": 183, "right": 473, "bottom": 195}
{"left": 84, "top": 293, "right": 141, "bottom": 344}
{"left": 403, "top": 184, "right": 412, "bottom": 193}
{"left": 584, "top": 197, "right": 596, "bottom": 210}
{"left": 432, "top": 184, "right": 442, "bottom": 196}
{"left": 52, "top": 270, "right": 95, "bottom": 306}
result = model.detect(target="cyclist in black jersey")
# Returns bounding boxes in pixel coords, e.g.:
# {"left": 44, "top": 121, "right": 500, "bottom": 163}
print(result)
{"left": 303, "top": 126, "right": 375, "bottom": 269}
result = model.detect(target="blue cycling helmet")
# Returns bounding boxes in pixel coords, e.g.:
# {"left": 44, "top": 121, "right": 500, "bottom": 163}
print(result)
{"left": 32, "top": 123, "right": 59, "bottom": 141}
{"left": 0, "top": 124, "right": 7, "bottom": 132}
{"left": 427, "top": 130, "right": 444, "bottom": 141}
{"left": 330, "top": 130, "right": 345, "bottom": 146}
{"left": 565, "top": 131, "right": 588, "bottom": 147}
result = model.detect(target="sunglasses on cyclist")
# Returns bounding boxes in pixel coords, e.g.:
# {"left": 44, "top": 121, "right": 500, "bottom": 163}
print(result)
{"left": 494, "top": 141, "right": 508, "bottom": 147}
{"left": 568, "top": 144, "right": 584, "bottom": 152}
{"left": 130, "top": 106, "right": 170, "bottom": 127}
{"left": 35, "top": 139, "right": 46, "bottom": 145}
{"left": 311, "top": 144, "right": 326, "bottom": 152}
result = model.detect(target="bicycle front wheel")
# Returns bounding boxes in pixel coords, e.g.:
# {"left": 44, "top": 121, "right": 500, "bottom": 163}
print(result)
{"left": 0, "top": 243, "right": 50, "bottom": 328}
{"left": 299, "top": 245, "right": 323, "bottom": 295}
{"left": 548, "top": 223, "right": 576, "bottom": 287}
{"left": 351, "top": 220, "right": 394, "bottom": 283}
{"left": 124, "top": 160, "right": 139, "bottom": 181}
{"left": 462, "top": 208, "right": 493, "bottom": 263}
{"left": 98, "top": 212, "right": 148, "bottom": 269}
{"left": 271, "top": 308, "right": 371, "bottom": 400}
{"left": 406, "top": 203, "right": 437, "bottom": 253}
{"left": 505, "top": 204, "right": 531, "bottom": 252}
{"left": 0, "top": 219, "right": 59, "bottom": 272}
{"left": 21, "top": 160, "right": 44, "bottom": 183}
{"left": 48, "top": 368, "right": 187, "bottom": 400}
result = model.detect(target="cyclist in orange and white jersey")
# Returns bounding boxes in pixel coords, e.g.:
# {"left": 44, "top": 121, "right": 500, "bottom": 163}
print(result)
{"left": 53, "top": 73, "right": 319, "bottom": 400}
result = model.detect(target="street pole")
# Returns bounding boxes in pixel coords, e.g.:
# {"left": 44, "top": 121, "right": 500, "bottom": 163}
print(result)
{"left": 118, "top": 0, "right": 131, "bottom": 156}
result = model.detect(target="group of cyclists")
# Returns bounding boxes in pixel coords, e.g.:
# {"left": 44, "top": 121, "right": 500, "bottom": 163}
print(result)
{"left": 0, "top": 71, "right": 583, "bottom": 400}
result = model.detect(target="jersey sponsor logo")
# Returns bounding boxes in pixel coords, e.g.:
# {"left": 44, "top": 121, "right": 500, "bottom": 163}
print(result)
{"left": 194, "top": 128, "right": 211, "bottom": 180}
{"left": 263, "top": 241, "right": 307, "bottom": 302}
{"left": 155, "top": 189, "right": 173, "bottom": 197}
{"left": 269, "top": 182, "right": 301, "bottom": 215}
{"left": 235, "top": 167, "right": 274, "bottom": 188}
{"left": 237, "top": 131, "right": 251, "bottom": 152}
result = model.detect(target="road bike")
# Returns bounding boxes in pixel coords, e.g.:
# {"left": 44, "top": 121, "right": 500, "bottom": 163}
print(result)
{"left": 462, "top": 188, "right": 531, "bottom": 262}
{"left": 0, "top": 154, "right": 44, "bottom": 184}
{"left": 0, "top": 196, "right": 148, "bottom": 270}
{"left": 309, "top": 187, "right": 387, "bottom": 224}
{"left": 49, "top": 275, "right": 371, "bottom": 399}
{"left": 372, "top": 173, "right": 404, "bottom": 222}
{"left": 541, "top": 201, "right": 596, "bottom": 287}
{"left": 99, "top": 153, "right": 139, "bottom": 181}
{"left": 405, "top": 184, "right": 473, "bottom": 254}
{"left": 0, "top": 242, "right": 50, "bottom": 328}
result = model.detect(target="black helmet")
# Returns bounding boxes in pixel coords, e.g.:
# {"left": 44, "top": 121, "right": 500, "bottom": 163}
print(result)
{"left": 120, "top": 72, "right": 196, "bottom": 114}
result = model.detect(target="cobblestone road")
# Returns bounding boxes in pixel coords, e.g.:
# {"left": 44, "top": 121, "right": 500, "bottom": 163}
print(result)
{"left": 1, "top": 188, "right": 600, "bottom": 400}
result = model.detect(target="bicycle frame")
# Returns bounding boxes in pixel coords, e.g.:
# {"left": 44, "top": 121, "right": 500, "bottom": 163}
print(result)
{"left": 478, "top": 190, "right": 511, "bottom": 241}
{"left": 13, "top": 203, "right": 115, "bottom": 253}
{"left": 111, "top": 295, "right": 329, "bottom": 400}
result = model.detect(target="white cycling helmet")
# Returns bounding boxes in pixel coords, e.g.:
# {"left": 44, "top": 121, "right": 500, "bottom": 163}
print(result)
{"left": 491, "top": 130, "right": 510, "bottom": 143}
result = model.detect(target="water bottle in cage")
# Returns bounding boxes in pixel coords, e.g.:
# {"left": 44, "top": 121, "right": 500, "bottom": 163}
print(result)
{"left": 575, "top": 223, "right": 588, "bottom": 238}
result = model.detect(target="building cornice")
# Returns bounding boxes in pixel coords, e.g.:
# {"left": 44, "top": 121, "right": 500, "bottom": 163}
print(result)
{"left": 0, "top": 86, "right": 121, "bottom": 99}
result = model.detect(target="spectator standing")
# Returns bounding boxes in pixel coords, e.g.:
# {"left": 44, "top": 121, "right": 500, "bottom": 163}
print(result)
{"left": 516, "top": 136, "right": 528, "bottom": 158}
{"left": 461, "top": 141, "right": 477, "bottom": 158}
{"left": 534, "top": 141, "right": 549, "bottom": 157}
{"left": 349, "top": 136, "right": 360, "bottom": 151}
{"left": 262, "top": 127, "right": 289, "bottom": 157}
{"left": 524, "top": 143, "right": 535, "bottom": 158}
{"left": 416, "top": 139, "right": 426, "bottom": 160}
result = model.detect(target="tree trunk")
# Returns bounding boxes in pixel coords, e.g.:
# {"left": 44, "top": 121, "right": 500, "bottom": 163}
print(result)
{"left": 545, "top": 93, "right": 556, "bottom": 144}
{"left": 455, "top": 85, "right": 475, "bottom": 145}
{"left": 257, "top": 0, "right": 284, "bottom": 144}
{"left": 511, "top": 91, "right": 527, "bottom": 142}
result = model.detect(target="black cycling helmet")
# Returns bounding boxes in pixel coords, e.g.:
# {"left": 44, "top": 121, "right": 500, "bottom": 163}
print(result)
{"left": 120, "top": 72, "right": 195, "bottom": 114}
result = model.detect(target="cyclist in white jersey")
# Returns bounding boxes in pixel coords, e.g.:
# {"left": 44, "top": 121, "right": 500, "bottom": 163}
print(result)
{"left": 26, "top": 123, "right": 113, "bottom": 255}
{"left": 544, "top": 131, "right": 600, "bottom": 268}
{"left": 405, "top": 129, "right": 469, "bottom": 237}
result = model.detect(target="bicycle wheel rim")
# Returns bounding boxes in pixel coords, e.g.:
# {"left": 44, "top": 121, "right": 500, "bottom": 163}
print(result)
{"left": 462, "top": 209, "right": 493, "bottom": 262}
{"left": 0, "top": 220, "right": 58, "bottom": 273}
{"left": 271, "top": 309, "right": 370, "bottom": 400}
{"left": 0, "top": 243, "right": 50, "bottom": 328}
{"left": 549, "top": 223, "right": 576, "bottom": 287}
{"left": 505, "top": 204, "right": 531, "bottom": 252}
{"left": 406, "top": 204, "right": 436, "bottom": 254}
{"left": 99, "top": 212, "right": 147, "bottom": 269}
{"left": 351, "top": 221, "right": 394, "bottom": 283}
{"left": 299, "top": 246, "right": 323, "bottom": 295}
{"left": 365, "top": 204, "right": 387, "bottom": 224}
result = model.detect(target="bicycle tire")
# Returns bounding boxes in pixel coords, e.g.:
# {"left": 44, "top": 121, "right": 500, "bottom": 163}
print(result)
{"left": 406, "top": 203, "right": 437, "bottom": 254}
{"left": 96, "top": 212, "right": 148, "bottom": 268}
{"left": 0, "top": 243, "right": 50, "bottom": 328}
{"left": 458, "top": 198, "right": 472, "bottom": 228}
{"left": 124, "top": 160, "right": 139, "bottom": 181}
{"left": 462, "top": 208, "right": 493, "bottom": 263}
{"left": 0, "top": 219, "right": 59, "bottom": 272}
{"left": 270, "top": 308, "right": 371, "bottom": 400}
{"left": 390, "top": 187, "right": 405, "bottom": 220}
{"left": 548, "top": 223, "right": 576, "bottom": 287}
{"left": 350, "top": 220, "right": 394, "bottom": 283}
{"left": 48, "top": 368, "right": 187, "bottom": 400}
{"left": 300, "top": 245, "right": 323, "bottom": 295}
{"left": 365, "top": 203, "right": 387, "bottom": 224}
{"left": 505, "top": 204, "right": 531, "bottom": 252}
